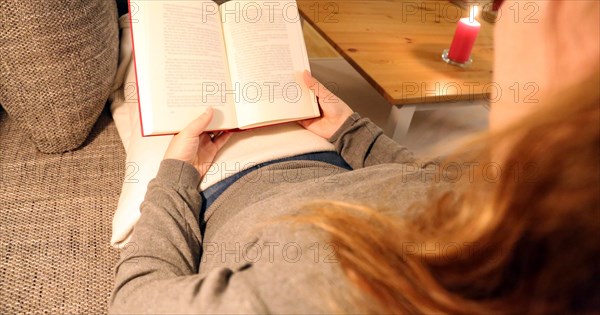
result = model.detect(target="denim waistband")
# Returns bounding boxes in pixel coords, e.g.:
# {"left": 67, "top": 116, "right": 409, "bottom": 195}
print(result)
{"left": 200, "top": 151, "right": 351, "bottom": 211}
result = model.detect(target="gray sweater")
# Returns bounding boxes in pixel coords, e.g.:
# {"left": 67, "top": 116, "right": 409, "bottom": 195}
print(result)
{"left": 110, "top": 114, "right": 442, "bottom": 314}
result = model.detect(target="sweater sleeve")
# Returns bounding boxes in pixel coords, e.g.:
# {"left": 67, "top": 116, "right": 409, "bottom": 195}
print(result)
{"left": 109, "top": 159, "right": 261, "bottom": 314}
{"left": 329, "top": 112, "right": 416, "bottom": 169}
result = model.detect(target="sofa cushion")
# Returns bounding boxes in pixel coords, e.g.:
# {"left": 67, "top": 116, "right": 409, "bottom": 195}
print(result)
{"left": 0, "top": 1, "right": 119, "bottom": 153}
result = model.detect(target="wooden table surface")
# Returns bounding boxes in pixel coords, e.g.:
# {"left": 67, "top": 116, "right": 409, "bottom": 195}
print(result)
{"left": 298, "top": 0, "right": 494, "bottom": 105}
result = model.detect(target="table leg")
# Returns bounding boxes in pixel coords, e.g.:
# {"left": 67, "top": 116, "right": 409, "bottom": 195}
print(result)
{"left": 386, "top": 104, "right": 416, "bottom": 143}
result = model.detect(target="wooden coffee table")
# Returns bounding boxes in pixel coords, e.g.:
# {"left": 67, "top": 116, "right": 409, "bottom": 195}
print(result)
{"left": 297, "top": 0, "right": 494, "bottom": 140}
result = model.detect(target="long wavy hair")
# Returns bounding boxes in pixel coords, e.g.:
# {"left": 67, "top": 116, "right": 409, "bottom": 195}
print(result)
{"left": 295, "top": 72, "right": 600, "bottom": 314}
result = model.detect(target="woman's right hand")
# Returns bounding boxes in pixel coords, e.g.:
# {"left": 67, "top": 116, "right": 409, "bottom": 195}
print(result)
{"left": 298, "top": 71, "right": 354, "bottom": 139}
{"left": 164, "top": 107, "right": 232, "bottom": 178}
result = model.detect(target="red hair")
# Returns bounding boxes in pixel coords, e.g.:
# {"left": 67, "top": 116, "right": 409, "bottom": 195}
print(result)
{"left": 294, "top": 72, "right": 600, "bottom": 314}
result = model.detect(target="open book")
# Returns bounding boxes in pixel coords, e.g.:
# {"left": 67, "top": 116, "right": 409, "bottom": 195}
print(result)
{"left": 129, "top": 0, "right": 320, "bottom": 136}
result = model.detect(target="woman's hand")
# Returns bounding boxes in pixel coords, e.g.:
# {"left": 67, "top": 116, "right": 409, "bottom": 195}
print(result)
{"left": 298, "top": 71, "right": 354, "bottom": 139}
{"left": 164, "top": 107, "right": 232, "bottom": 178}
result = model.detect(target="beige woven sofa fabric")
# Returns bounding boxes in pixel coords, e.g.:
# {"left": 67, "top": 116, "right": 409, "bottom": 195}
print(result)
{"left": 0, "top": 1, "right": 119, "bottom": 153}
{"left": 0, "top": 110, "right": 125, "bottom": 313}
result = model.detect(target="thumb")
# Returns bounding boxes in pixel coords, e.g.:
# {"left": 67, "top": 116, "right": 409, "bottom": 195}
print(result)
{"left": 180, "top": 107, "right": 214, "bottom": 137}
{"left": 304, "top": 70, "right": 320, "bottom": 95}
{"left": 303, "top": 70, "right": 333, "bottom": 100}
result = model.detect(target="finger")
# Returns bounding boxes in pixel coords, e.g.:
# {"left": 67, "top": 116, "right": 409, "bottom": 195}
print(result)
{"left": 303, "top": 70, "right": 318, "bottom": 88}
{"left": 180, "top": 107, "right": 214, "bottom": 137}
{"left": 213, "top": 132, "right": 233, "bottom": 150}
{"left": 303, "top": 70, "right": 323, "bottom": 95}
{"left": 303, "top": 70, "right": 332, "bottom": 100}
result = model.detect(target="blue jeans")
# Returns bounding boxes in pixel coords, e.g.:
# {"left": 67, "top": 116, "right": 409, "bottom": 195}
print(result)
{"left": 200, "top": 151, "right": 351, "bottom": 211}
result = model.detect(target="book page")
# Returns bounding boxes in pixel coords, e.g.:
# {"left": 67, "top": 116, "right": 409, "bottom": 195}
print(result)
{"left": 220, "top": 0, "right": 319, "bottom": 128}
{"left": 132, "top": 0, "right": 238, "bottom": 134}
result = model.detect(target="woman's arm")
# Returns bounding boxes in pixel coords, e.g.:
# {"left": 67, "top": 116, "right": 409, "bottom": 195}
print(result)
{"left": 110, "top": 160, "right": 265, "bottom": 314}
{"left": 328, "top": 113, "right": 415, "bottom": 169}
{"left": 299, "top": 72, "right": 415, "bottom": 169}
{"left": 110, "top": 160, "right": 203, "bottom": 313}
{"left": 110, "top": 109, "right": 251, "bottom": 314}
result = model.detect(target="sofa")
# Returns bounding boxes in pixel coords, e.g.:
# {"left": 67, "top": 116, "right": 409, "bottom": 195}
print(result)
{"left": 0, "top": 1, "right": 126, "bottom": 313}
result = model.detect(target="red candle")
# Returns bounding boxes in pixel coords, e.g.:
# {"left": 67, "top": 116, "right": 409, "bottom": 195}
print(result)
{"left": 448, "top": 8, "right": 481, "bottom": 63}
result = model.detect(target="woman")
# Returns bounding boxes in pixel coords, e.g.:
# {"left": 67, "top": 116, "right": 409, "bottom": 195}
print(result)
{"left": 110, "top": 1, "right": 599, "bottom": 313}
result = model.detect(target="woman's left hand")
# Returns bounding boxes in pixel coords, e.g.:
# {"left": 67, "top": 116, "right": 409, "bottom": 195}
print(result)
{"left": 164, "top": 107, "right": 232, "bottom": 178}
